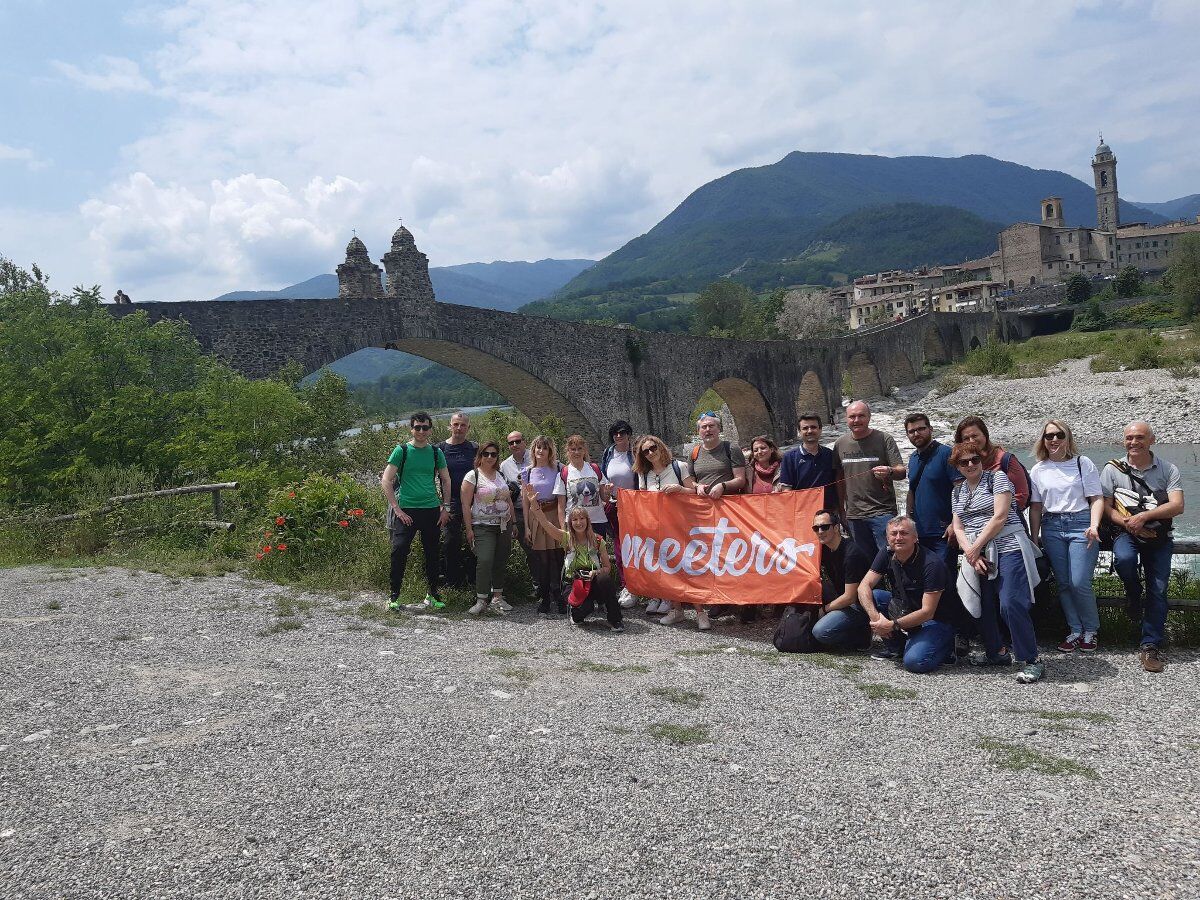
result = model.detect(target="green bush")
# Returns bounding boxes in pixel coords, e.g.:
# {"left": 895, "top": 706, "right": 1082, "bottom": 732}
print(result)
{"left": 252, "top": 473, "right": 379, "bottom": 577}
{"left": 962, "top": 341, "right": 1014, "bottom": 376}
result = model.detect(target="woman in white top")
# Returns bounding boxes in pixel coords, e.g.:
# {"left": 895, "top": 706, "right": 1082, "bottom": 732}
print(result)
{"left": 631, "top": 435, "right": 708, "bottom": 626}
{"left": 1028, "top": 420, "right": 1104, "bottom": 653}
{"left": 601, "top": 420, "right": 638, "bottom": 607}
{"left": 462, "top": 441, "right": 515, "bottom": 616}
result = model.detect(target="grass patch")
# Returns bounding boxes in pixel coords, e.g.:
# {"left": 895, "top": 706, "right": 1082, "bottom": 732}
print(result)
{"left": 485, "top": 647, "right": 525, "bottom": 659}
{"left": 646, "top": 723, "right": 712, "bottom": 746}
{"left": 976, "top": 737, "right": 1098, "bottom": 779}
{"left": 856, "top": 682, "right": 917, "bottom": 701}
{"left": 354, "top": 601, "right": 411, "bottom": 628}
{"left": 805, "top": 653, "right": 864, "bottom": 675}
{"left": 502, "top": 666, "right": 540, "bottom": 683}
{"left": 260, "top": 619, "right": 303, "bottom": 636}
{"left": 648, "top": 687, "right": 704, "bottom": 707}
{"left": 574, "top": 659, "right": 651, "bottom": 674}
{"left": 45, "top": 599, "right": 62, "bottom": 610}
{"left": 675, "top": 646, "right": 732, "bottom": 657}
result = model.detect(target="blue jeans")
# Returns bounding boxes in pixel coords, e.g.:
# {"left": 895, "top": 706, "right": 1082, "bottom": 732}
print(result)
{"left": 814, "top": 589, "right": 953, "bottom": 673}
{"left": 1112, "top": 533, "right": 1173, "bottom": 648}
{"left": 977, "top": 550, "right": 1039, "bottom": 664}
{"left": 812, "top": 603, "right": 871, "bottom": 650}
{"left": 1041, "top": 511, "right": 1100, "bottom": 635}
{"left": 848, "top": 514, "right": 892, "bottom": 559}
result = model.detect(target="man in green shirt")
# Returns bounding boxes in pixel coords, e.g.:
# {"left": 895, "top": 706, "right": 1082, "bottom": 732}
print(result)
{"left": 381, "top": 411, "right": 452, "bottom": 610}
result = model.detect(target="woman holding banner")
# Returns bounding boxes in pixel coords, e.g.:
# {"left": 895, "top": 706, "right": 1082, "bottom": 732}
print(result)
{"left": 631, "top": 434, "right": 695, "bottom": 616}
{"left": 521, "top": 435, "right": 565, "bottom": 617}
{"left": 522, "top": 483, "right": 623, "bottom": 632}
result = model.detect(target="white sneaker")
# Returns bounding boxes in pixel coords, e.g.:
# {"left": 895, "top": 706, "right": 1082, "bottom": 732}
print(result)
{"left": 494, "top": 597, "right": 513, "bottom": 612}
{"left": 618, "top": 588, "right": 636, "bottom": 609}
{"left": 468, "top": 598, "right": 489, "bottom": 616}
{"left": 695, "top": 607, "right": 712, "bottom": 631}
{"left": 660, "top": 608, "right": 685, "bottom": 626}
{"left": 647, "top": 599, "right": 665, "bottom": 614}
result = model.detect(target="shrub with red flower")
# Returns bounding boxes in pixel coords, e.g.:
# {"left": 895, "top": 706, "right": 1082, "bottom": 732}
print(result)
{"left": 252, "top": 473, "right": 377, "bottom": 574}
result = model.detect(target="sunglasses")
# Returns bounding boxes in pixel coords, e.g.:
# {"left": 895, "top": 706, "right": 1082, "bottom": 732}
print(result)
{"left": 697, "top": 411, "right": 720, "bottom": 423}
{"left": 615, "top": 429, "right": 631, "bottom": 436}
{"left": 508, "top": 438, "right": 524, "bottom": 445}
{"left": 957, "top": 457, "right": 982, "bottom": 467}
{"left": 1043, "top": 431, "right": 1066, "bottom": 441}
{"left": 481, "top": 451, "right": 499, "bottom": 458}
{"left": 640, "top": 447, "right": 656, "bottom": 455}
{"left": 812, "top": 523, "right": 835, "bottom": 533}
{"left": 412, "top": 424, "right": 432, "bottom": 431}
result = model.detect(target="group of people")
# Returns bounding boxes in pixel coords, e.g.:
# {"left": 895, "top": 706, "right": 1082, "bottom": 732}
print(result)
{"left": 381, "top": 405, "right": 1184, "bottom": 677}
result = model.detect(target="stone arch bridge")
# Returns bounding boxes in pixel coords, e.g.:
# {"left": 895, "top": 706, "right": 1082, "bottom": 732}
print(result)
{"left": 111, "top": 297, "right": 1040, "bottom": 449}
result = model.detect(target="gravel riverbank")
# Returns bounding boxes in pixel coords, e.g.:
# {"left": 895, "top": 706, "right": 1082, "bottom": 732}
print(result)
{"left": 3, "top": 565, "right": 1198, "bottom": 899}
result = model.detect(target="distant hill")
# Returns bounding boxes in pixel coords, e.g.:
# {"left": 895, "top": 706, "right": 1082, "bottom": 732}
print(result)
{"left": 558, "top": 151, "right": 1166, "bottom": 297}
{"left": 523, "top": 202, "right": 1003, "bottom": 329}
{"left": 1132, "top": 193, "right": 1200, "bottom": 221}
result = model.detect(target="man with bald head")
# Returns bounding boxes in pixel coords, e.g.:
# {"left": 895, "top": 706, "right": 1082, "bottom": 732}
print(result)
{"left": 833, "top": 400, "right": 905, "bottom": 557}
{"left": 1100, "top": 420, "right": 1184, "bottom": 673}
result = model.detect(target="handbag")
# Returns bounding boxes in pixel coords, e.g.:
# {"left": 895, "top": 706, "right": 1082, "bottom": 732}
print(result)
{"left": 773, "top": 605, "right": 819, "bottom": 653}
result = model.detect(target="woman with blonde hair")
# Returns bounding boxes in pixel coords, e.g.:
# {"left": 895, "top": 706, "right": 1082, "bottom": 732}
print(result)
{"left": 631, "top": 434, "right": 695, "bottom": 616}
{"left": 523, "top": 483, "right": 623, "bottom": 631}
{"left": 1028, "top": 420, "right": 1104, "bottom": 653}
{"left": 521, "top": 435, "right": 564, "bottom": 616}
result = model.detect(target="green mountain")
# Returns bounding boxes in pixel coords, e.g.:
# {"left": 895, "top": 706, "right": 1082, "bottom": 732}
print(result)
{"left": 1133, "top": 193, "right": 1200, "bottom": 221}
{"left": 523, "top": 202, "right": 1003, "bottom": 330}
{"left": 558, "top": 151, "right": 1166, "bottom": 298}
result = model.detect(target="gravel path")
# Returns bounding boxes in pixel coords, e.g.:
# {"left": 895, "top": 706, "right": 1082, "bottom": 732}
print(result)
{"left": 2, "top": 565, "right": 1198, "bottom": 899}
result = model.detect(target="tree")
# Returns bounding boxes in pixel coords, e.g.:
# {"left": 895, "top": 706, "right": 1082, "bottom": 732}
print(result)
{"left": 776, "top": 290, "right": 848, "bottom": 339}
{"left": 692, "top": 279, "right": 751, "bottom": 337}
{"left": 1064, "top": 273, "right": 1092, "bottom": 304}
{"left": 1115, "top": 265, "right": 1142, "bottom": 298}
{"left": 1170, "top": 233, "right": 1200, "bottom": 320}
{"left": 737, "top": 288, "right": 786, "bottom": 339}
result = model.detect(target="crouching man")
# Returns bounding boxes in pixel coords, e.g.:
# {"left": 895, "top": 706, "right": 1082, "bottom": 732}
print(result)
{"left": 858, "top": 516, "right": 955, "bottom": 673}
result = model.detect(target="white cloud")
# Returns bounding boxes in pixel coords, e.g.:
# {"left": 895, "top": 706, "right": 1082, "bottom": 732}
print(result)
{"left": 0, "top": 143, "right": 49, "bottom": 171}
{"left": 51, "top": 56, "right": 155, "bottom": 93}
{"left": 18, "top": 0, "right": 1200, "bottom": 297}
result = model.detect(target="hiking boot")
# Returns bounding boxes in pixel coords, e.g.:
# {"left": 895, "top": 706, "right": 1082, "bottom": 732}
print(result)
{"left": 660, "top": 608, "right": 685, "bottom": 626}
{"left": 969, "top": 649, "right": 1013, "bottom": 667}
{"left": 695, "top": 607, "right": 712, "bottom": 631}
{"left": 1139, "top": 645, "right": 1165, "bottom": 673}
{"left": 1057, "top": 634, "right": 1081, "bottom": 653}
{"left": 468, "top": 597, "right": 489, "bottom": 616}
{"left": 609, "top": 621, "right": 625, "bottom": 633}
{"left": 1078, "top": 633, "right": 1098, "bottom": 653}
{"left": 425, "top": 593, "right": 446, "bottom": 610}
{"left": 1016, "top": 661, "right": 1045, "bottom": 684}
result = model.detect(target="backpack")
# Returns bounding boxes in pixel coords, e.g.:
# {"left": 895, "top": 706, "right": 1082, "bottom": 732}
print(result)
{"left": 386, "top": 444, "right": 445, "bottom": 530}
{"left": 560, "top": 462, "right": 603, "bottom": 487}
{"left": 773, "top": 605, "right": 819, "bottom": 653}
{"left": 637, "top": 460, "right": 683, "bottom": 490}
{"left": 1103, "top": 458, "right": 1173, "bottom": 548}
{"left": 1000, "top": 451, "right": 1031, "bottom": 511}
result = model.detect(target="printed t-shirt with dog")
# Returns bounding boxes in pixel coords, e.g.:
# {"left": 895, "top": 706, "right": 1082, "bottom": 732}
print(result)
{"left": 553, "top": 462, "right": 610, "bottom": 525}
{"left": 832, "top": 430, "right": 903, "bottom": 519}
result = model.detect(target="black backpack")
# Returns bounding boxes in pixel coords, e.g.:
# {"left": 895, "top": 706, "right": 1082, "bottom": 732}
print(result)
{"left": 773, "top": 605, "right": 819, "bottom": 654}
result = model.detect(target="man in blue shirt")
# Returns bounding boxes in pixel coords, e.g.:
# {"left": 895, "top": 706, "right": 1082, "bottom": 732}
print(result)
{"left": 777, "top": 412, "right": 837, "bottom": 508}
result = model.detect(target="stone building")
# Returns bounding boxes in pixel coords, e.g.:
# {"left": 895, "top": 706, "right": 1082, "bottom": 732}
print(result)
{"left": 1093, "top": 137, "right": 1119, "bottom": 232}
{"left": 996, "top": 193, "right": 1115, "bottom": 288}
{"left": 1113, "top": 219, "right": 1200, "bottom": 274}
{"left": 382, "top": 225, "right": 436, "bottom": 303}
{"left": 336, "top": 236, "right": 383, "bottom": 298}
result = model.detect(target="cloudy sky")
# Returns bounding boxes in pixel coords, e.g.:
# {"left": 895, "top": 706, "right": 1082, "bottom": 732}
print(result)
{"left": 2, "top": 0, "right": 1198, "bottom": 300}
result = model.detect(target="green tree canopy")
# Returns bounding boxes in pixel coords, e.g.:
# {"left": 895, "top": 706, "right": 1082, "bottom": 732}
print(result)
{"left": 1064, "top": 273, "right": 1092, "bottom": 304}
{"left": 1170, "top": 233, "right": 1200, "bottom": 320}
{"left": 1115, "top": 265, "right": 1142, "bottom": 298}
{"left": 692, "top": 279, "right": 752, "bottom": 337}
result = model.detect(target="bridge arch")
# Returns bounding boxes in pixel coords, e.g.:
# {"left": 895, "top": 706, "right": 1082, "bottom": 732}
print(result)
{"left": 794, "top": 370, "right": 828, "bottom": 425}
{"left": 710, "top": 376, "right": 775, "bottom": 445}
{"left": 844, "top": 351, "right": 884, "bottom": 400}
{"left": 889, "top": 348, "right": 918, "bottom": 385}
{"left": 969, "top": 336, "right": 982, "bottom": 351}
{"left": 948, "top": 326, "right": 966, "bottom": 360}
{"left": 923, "top": 326, "right": 950, "bottom": 366}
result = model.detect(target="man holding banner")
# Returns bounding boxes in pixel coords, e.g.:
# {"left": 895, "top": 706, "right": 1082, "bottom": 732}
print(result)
{"left": 857, "top": 516, "right": 955, "bottom": 673}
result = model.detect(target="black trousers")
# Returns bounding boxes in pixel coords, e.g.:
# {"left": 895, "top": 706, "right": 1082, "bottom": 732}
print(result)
{"left": 441, "top": 507, "right": 477, "bottom": 588}
{"left": 565, "top": 570, "right": 621, "bottom": 625}
{"left": 390, "top": 507, "right": 441, "bottom": 601}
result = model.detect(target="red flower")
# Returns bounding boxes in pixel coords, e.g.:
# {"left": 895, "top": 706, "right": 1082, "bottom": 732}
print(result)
{"left": 276, "top": 543, "right": 287, "bottom": 551}
{"left": 255, "top": 552, "right": 264, "bottom": 561}
{"left": 338, "top": 520, "right": 350, "bottom": 527}
{"left": 262, "top": 545, "right": 272, "bottom": 554}
{"left": 351, "top": 508, "right": 364, "bottom": 517}
{"left": 275, "top": 516, "right": 286, "bottom": 526}
{"left": 287, "top": 491, "right": 296, "bottom": 499}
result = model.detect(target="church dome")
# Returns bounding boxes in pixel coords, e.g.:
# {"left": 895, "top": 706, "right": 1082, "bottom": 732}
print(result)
{"left": 391, "top": 224, "right": 415, "bottom": 247}
{"left": 346, "top": 235, "right": 368, "bottom": 255}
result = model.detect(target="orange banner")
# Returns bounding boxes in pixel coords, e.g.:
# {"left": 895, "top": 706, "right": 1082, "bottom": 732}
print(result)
{"left": 617, "top": 487, "right": 825, "bottom": 606}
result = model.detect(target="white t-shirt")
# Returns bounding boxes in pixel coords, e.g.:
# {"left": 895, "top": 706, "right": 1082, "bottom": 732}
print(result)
{"left": 1030, "top": 456, "right": 1103, "bottom": 514}
{"left": 553, "top": 462, "right": 610, "bottom": 525}
{"left": 605, "top": 451, "right": 637, "bottom": 492}
{"left": 463, "top": 469, "right": 513, "bottom": 527}
{"left": 638, "top": 460, "right": 687, "bottom": 492}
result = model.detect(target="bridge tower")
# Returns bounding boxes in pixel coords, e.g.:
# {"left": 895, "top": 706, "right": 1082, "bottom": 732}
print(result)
{"left": 383, "top": 225, "right": 436, "bottom": 303}
{"left": 336, "top": 236, "right": 383, "bottom": 298}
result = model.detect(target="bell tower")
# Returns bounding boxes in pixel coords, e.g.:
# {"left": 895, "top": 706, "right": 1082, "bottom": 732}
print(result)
{"left": 1092, "top": 134, "right": 1119, "bottom": 232}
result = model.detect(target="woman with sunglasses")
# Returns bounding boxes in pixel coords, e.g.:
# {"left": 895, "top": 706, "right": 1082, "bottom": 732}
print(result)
{"left": 950, "top": 442, "right": 1044, "bottom": 683}
{"left": 1028, "top": 420, "right": 1104, "bottom": 653}
{"left": 462, "top": 441, "right": 515, "bottom": 616}
{"left": 601, "top": 420, "right": 638, "bottom": 607}
{"left": 630, "top": 435, "right": 695, "bottom": 617}
{"left": 521, "top": 435, "right": 565, "bottom": 616}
